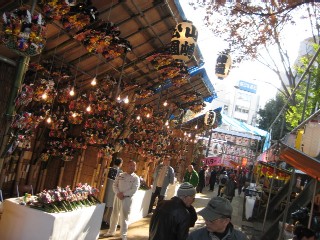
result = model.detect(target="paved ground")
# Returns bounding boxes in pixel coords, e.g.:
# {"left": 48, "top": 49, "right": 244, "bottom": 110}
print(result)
{"left": 99, "top": 185, "right": 263, "bottom": 240}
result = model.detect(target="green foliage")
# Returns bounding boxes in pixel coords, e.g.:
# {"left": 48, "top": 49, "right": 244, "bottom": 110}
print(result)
{"left": 257, "top": 94, "right": 288, "bottom": 140}
{"left": 286, "top": 44, "right": 320, "bottom": 128}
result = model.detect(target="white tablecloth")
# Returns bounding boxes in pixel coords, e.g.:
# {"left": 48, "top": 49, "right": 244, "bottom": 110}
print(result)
{"left": 245, "top": 196, "right": 256, "bottom": 220}
{"left": 0, "top": 198, "right": 105, "bottom": 240}
{"left": 104, "top": 178, "right": 115, "bottom": 208}
{"left": 128, "top": 189, "right": 152, "bottom": 224}
{"left": 165, "top": 183, "right": 180, "bottom": 200}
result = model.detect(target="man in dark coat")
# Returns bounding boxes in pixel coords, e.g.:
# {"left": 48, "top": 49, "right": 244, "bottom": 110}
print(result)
{"left": 209, "top": 168, "right": 217, "bottom": 191}
{"left": 223, "top": 174, "right": 237, "bottom": 202}
{"left": 197, "top": 165, "right": 208, "bottom": 193}
{"left": 149, "top": 182, "right": 197, "bottom": 240}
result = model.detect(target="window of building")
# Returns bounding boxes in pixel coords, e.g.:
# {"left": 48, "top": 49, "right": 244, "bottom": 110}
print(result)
{"left": 223, "top": 105, "right": 228, "bottom": 114}
{"left": 237, "top": 92, "right": 252, "bottom": 101}
{"left": 235, "top": 105, "right": 249, "bottom": 113}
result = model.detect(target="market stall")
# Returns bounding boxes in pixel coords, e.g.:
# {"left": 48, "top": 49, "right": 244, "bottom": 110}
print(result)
{"left": 0, "top": 198, "right": 105, "bottom": 240}
{"left": 128, "top": 189, "right": 152, "bottom": 224}
{"left": 244, "top": 183, "right": 263, "bottom": 220}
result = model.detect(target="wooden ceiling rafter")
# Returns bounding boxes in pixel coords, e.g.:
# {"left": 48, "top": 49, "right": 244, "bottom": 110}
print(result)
{"left": 43, "top": 1, "right": 173, "bottom": 61}
{"left": 139, "top": 78, "right": 208, "bottom": 109}
{"left": 0, "top": 0, "right": 214, "bottom": 122}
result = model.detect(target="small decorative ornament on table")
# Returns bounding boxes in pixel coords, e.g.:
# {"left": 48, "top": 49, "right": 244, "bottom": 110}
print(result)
{"left": 1, "top": 8, "right": 46, "bottom": 56}
{"left": 29, "top": 183, "right": 100, "bottom": 213}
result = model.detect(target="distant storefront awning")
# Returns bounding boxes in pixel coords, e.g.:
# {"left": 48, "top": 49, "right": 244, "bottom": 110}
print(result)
{"left": 221, "top": 113, "right": 268, "bottom": 138}
{"left": 279, "top": 141, "right": 320, "bottom": 179}
{"left": 220, "top": 113, "right": 271, "bottom": 151}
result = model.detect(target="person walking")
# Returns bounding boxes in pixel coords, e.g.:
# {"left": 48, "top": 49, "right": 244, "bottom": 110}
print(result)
{"left": 148, "top": 156, "right": 175, "bottom": 214}
{"left": 209, "top": 168, "right": 217, "bottom": 191}
{"left": 187, "top": 196, "right": 248, "bottom": 240}
{"left": 149, "top": 182, "right": 197, "bottom": 240}
{"left": 102, "top": 158, "right": 123, "bottom": 228}
{"left": 103, "top": 160, "right": 140, "bottom": 240}
{"left": 197, "top": 165, "right": 208, "bottom": 193}
{"left": 237, "top": 171, "right": 246, "bottom": 196}
{"left": 217, "top": 171, "right": 228, "bottom": 197}
{"left": 223, "top": 173, "right": 237, "bottom": 202}
{"left": 184, "top": 164, "right": 199, "bottom": 188}
{"left": 205, "top": 166, "right": 211, "bottom": 187}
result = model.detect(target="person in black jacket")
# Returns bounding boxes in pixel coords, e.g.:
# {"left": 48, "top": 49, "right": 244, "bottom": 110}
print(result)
{"left": 209, "top": 168, "right": 217, "bottom": 191}
{"left": 102, "top": 158, "right": 123, "bottom": 228}
{"left": 197, "top": 165, "right": 208, "bottom": 193}
{"left": 149, "top": 182, "right": 197, "bottom": 240}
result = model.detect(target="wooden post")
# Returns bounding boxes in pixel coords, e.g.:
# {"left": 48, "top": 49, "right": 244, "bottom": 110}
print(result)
{"left": 72, "top": 154, "right": 81, "bottom": 188}
{"left": 58, "top": 166, "right": 64, "bottom": 186}
{"left": 94, "top": 163, "right": 101, "bottom": 187}
{"left": 40, "top": 169, "right": 47, "bottom": 191}
{"left": 91, "top": 169, "right": 96, "bottom": 186}
{"left": 14, "top": 153, "right": 23, "bottom": 194}
{"left": 75, "top": 150, "right": 85, "bottom": 185}
{"left": 99, "top": 155, "right": 111, "bottom": 202}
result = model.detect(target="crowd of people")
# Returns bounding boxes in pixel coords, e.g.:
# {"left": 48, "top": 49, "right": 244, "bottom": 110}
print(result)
{"left": 100, "top": 158, "right": 317, "bottom": 240}
{"left": 184, "top": 163, "right": 248, "bottom": 202}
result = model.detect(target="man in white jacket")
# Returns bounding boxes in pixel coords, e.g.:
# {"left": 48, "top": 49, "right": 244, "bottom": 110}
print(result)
{"left": 103, "top": 160, "right": 140, "bottom": 240}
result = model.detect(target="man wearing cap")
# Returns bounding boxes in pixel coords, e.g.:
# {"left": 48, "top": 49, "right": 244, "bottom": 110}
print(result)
{"left": 149, "top": 182, "right": 197, "bottom": 240}
{"left": 187, "top": 196, "right": 247, "bottom": 240}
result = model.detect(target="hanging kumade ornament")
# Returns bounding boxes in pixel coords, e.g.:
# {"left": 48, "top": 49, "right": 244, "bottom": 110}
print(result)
{"left": 170, "top": 20, "right": 198, "bottom": 62}
{"left": 1, "top": 8, "right": 46, "bottom": 56}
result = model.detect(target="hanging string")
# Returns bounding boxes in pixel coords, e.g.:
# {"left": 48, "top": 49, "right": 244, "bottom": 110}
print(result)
{"left": 91, "top": 58, "right": 99, "bottom": 86}
{"left": 31, "top": 55, "right": 42, "bottom": 85}
{"left": 56, "top": 51, "right": 66, "bottom": 90}
{"left": 95, "top": 59, "right": 99, "bottom": 77}
{"left": 73, "top": 56, "right": 82, "bottom": 91}
{"left": 45, "top": 30, "right": 62, "bottom": 123}
{"left": 47, "top": 29, "right": 62, "bottom": 81}
{"left": 107, "top": 0, "right": 114, "bottom": 21}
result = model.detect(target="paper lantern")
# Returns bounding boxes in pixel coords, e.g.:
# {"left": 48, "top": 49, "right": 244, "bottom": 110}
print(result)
{"left": 241, "top": 157, "right": 248, "bottom": 167}
{"left": 170, "top": 20, "right": 198, "bottom": 62}
{"left": 212, "top": 143, "right": 223, "bottom": 156}
{"left": 215, "top": 53, "right": 232, "bottom": 79}
{"left": 204, "top": 110, "right": 216, "bottom": 126}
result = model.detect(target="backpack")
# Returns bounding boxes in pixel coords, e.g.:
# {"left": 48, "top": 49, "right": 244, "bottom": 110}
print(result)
{"left": 220, "top": 176, "right": 227, "bottom": 184}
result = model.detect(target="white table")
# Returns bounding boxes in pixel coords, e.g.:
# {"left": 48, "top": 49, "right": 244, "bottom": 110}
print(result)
{"left": 0, "top": 198, "right": 105, "bottom": 240}
{"left": 165, "top": 183, "right": 180, "bottom": 200}
{"left": 245, "top": 196, "right": 256, "bottom": 220}
{"left": 128, "top": 189, "right": 152, "bottom": 224}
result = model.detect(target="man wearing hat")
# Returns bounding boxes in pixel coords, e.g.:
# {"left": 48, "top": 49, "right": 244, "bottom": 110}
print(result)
{"left": 149, "top": 182, "right": 197, "bottom": 240}
{"left": 187, "top": 196, "right": 247, "bottom": 240}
